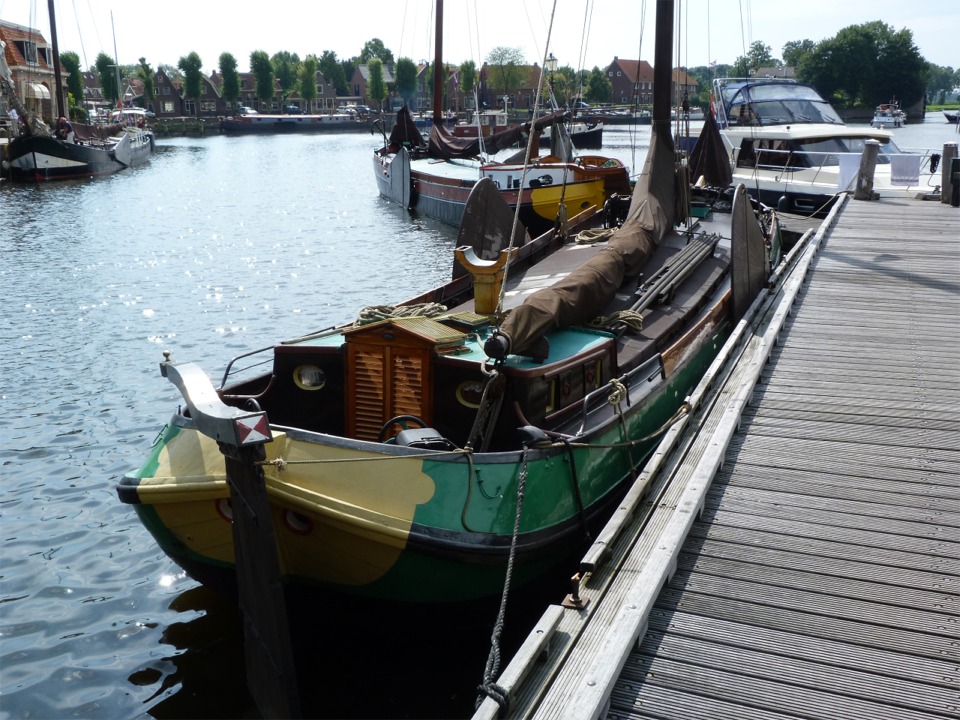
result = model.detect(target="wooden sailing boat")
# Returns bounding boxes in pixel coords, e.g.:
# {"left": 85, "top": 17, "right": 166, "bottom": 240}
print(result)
{"left": 0, "top": 0, "right": 153, "bottom": 182}
{"left": 372, "top": 0, "right": 630, "bottom": 237}
{"left": 119, "top": 0, "right": 780, "bottom": 605}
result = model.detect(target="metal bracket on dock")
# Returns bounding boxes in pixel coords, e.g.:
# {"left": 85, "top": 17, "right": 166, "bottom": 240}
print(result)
{"left": 561, "top": 572, "right": 591, "bottom": 610}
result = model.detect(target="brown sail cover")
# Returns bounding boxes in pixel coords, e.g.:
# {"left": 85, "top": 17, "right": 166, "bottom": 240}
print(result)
{"left": 381, "top": 105, "right": 427, "bottom": 154}
{"left": 487, "top": 123, "right": 677, "bottom": 360}
{"left": 688, "top": 108, "right": 732, "bottom": 187}
{"left": 428, "top": 110, "right": 567, "bottom": 160}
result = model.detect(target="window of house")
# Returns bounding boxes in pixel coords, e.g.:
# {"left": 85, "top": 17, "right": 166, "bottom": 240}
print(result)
{"left": 184, "top": 100, "right": 196, "bottom": 114}
{"left": 155, "top": 87, "right": 160, "bottom": 96}
{"left": 163, "top": 86, "right": 170, "bottom": 95}
{"left": 200, "top": 100, "right": 216, "bottom": 113}
{"left": 17, "top": 41, "right": 39, "bottom": 64}
{"left": 163, "top": 101, "right": 174, "bottom": 113}
{"left": 616, "top": 71, "right": 621, "bottom": 76}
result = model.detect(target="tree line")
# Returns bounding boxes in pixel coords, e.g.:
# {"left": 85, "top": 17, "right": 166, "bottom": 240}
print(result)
{"left": 683, "top": 21, "right": 957, "bottom": 110}
{"left": 57, "top": 37, "right": 615, "bottom": 120}
{"left": 57, "top": 19, "right": 955, "bottom": 120}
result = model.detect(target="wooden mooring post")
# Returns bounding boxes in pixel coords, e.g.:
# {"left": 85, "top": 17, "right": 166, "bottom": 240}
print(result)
{"left": 160, "top": 356, "right": 301, "bottom": 719}
{"left": 942, "top": 142, "right": 958, "bottom": 205}
{"left": 853, "top": 139, "right": 879, "bottom": 201}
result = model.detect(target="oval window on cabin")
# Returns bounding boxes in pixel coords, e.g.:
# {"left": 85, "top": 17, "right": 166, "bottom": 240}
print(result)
{"left": 293, "top": 364, "right": 326, "bottom": 391}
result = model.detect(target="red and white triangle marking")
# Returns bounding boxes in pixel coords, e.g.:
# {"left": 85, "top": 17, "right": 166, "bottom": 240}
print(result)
{"left": 235, "top": 414, "right": 271, "bottom": 445}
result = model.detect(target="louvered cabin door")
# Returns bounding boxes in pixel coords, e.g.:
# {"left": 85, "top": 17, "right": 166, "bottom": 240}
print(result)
{"left": 346, "top": 343, "right": 432, "bottom": 441}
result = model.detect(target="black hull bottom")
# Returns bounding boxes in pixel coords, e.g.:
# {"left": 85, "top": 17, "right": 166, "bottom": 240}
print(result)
{"left": 5, "top": 134, "right": 153, "bottom": 183}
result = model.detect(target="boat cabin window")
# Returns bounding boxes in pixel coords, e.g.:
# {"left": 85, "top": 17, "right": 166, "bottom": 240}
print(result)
{"left": 794, "top": 137, "right": 902, "bottom": 166}
{"left": 737, "top": 139, "right": 795, "bottom": 169}
{"left": 722, "top": 82, "right": 843, "bottom": 126}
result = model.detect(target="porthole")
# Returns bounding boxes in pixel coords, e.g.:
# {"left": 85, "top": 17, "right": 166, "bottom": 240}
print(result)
{"left": 215, "top": 498, "right": 233, "bottom": 522}
{"left": 283, "top": 510, "right": 313, "bottom": 535}
{"left": 293, "top": 364, "right": 326, "bottom": 391}
{"left": 456, "top": 380, "right": 484, "bottom": 409}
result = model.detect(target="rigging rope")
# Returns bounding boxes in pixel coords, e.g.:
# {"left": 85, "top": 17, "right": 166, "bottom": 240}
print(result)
{"left": 492, "top": 0, "right": 560, "bottom": 321}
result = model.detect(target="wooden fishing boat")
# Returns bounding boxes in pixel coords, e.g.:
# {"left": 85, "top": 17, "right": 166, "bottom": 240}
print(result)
{"left": 118, "top": 9, "right": 781, "bottom": 604}
{"left": 0, "top": 3, "right": 153, "bottom": 182}
{"left": 372, "top": 0, "right": 629, "bottom": 237}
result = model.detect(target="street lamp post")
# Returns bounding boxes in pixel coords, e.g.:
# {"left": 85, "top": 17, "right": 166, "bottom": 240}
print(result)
{"left": 545, "top": 52, "right": 558, "bottom": 109}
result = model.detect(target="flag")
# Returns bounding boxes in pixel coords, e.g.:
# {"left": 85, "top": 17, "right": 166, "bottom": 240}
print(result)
{"left": 709, "top": 60, "right": 717, "bottom": 68}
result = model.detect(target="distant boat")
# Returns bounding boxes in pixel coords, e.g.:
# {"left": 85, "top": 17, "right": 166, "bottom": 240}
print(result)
{"left": 944, "top": 111, "right": 959, "bottom": 124}
{"left": 219, "top": 112, "right": 366, "bottom": 134}
{"left": 453, "top": 107, "right": 605, "bottom": 149}
{"left": 870, "top": 102, "right": 906, "bottom": 128}
{"left": 372, "top": 1, "right": 628, "bottom": 237}
{"left": 0, "top": 7, "right": 153, "bottom": 183}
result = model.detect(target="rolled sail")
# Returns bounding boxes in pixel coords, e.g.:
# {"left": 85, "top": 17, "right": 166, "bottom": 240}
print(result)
{"left": 485, "top": 123, "right": 677, "bottom": 360}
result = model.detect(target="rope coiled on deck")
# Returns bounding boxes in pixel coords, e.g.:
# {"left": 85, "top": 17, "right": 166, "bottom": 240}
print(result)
{"left": 353, "top": 302, "right": 448, "bottom": 326}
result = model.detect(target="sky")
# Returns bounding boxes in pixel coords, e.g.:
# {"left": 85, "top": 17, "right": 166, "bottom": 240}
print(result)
{"left": 1, "top": 0, "right": 956, "bottom": 75}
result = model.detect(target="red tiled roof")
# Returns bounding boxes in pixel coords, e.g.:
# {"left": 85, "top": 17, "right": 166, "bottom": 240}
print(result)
{"left": 0, "top": 19, "right": 52, "bottom": 71}
{"left": 609, "top": 59, "right": 655, "bottom": 82}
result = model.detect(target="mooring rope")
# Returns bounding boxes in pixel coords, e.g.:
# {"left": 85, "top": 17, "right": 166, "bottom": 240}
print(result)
{"left": 476, "top": 445, "right": 531, "bottom": 714}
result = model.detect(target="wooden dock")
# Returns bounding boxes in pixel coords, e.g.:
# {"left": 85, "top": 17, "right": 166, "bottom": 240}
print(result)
{"left": 475, "top": 195, "right": 959, "bottom": 720}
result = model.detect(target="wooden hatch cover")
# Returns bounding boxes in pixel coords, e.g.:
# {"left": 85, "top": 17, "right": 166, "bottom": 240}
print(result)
{"left": 343, "top": 317, "right": 467, "bottom": 440}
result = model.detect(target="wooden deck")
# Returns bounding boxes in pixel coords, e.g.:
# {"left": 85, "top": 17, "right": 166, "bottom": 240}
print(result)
{"left": 474, "top": 195, "right": 959, "bottom": 720}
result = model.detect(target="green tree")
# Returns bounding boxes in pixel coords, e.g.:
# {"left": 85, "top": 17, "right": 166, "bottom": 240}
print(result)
{"left": 732, "top": 41, "right": 778, "bottom": 77}
{"left": 459, "top": 59, "right": 477, "bottom": 96}
{"left": 250, "top": 50, "right": 275, "bottom": 110}
{"left": 798, "top": 21, "right": 925, "bottom": 108}
{"left": 158, "top": 63, "right": 181, "bottom": 82}
{"left": 272, "top": 51, "right": 300, "bottom": 102}
{"left": 394, "top": 57, "right": 417, "bottom": 107}
{"left": 359, "top": 39, "right": 394, "bottom": 65}
{"left": 59, "top": 51, "right": 86, "bottom": 119}
{"left": 341, "top": 59, "right": 356, "bottom": 93}
{"left": 219, "top": 52, "right": 241, "bottom": 105}
{"left": 319, "top": 51, "right": 348, "bottom": 95}
{"left": 136, "top": 57, "right": 154, "bottom": 112}
{"left": 367, "top": 57, "right": 387, "bottom": 110}
{"left": 95, "top": 52, "right": 119, "bottom": 106}
{"left": 177, "top": 51, "right": 203, "bottom": 116}
{"left": 925, "top": 64, "right": 958, "bottom": 103}
{"left": 486, "top": 46, "right": 526, "bottom": 102}
{"left": 782, "top": 39, "right": 815, "bottom": 68}
{"left": 585, "top": 66, "right": 612, "bottom": 104}
{"left": 299, "top": 56, "right": 319, "bottom": 111}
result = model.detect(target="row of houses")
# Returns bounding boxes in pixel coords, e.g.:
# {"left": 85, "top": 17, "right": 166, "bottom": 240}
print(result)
{"left": 2, "top": 18, "right": 698, "bottom": 122}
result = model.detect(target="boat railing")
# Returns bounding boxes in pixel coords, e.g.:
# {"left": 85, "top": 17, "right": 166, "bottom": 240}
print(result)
{"left": 572, "top": 355, "right": 665, "bottom": 438}
{"left": 736, "top": 145, "right": 938, "bottom": 186}
{"left": 218, "top": 345, "right": 277, "bottom": 390}
{"left": 218, "top": 324, "right": 344, "bottom": 390}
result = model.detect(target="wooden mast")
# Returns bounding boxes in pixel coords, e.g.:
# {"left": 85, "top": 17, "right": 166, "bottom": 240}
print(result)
{"left": 47, "top": 0, "right": 67, "bottom": 120}
{"left": 432, "top": 0, "right": 443, "bottom": 124}
{"left": 651, "top": 0, "right": 675, "bottom": 144}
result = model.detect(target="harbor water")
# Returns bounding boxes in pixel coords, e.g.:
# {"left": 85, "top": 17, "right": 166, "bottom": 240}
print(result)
{"left": 0, "top": 118, "right": 955, "bottom": 719}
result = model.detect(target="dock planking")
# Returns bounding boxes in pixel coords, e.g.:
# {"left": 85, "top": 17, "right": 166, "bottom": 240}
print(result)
{"left": 474, "top": 196, "right": 959, "bottom": 720}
